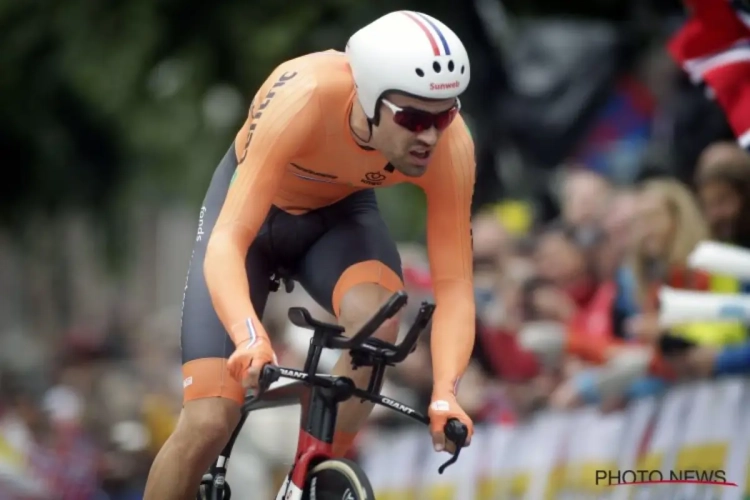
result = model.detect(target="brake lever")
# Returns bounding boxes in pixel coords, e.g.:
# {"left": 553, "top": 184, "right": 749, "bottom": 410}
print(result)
{"left": 437, "top": 419, "right": 468, "bottom": 475}
{"left": 437, "top": 447, "right": 463, "bottom": 475}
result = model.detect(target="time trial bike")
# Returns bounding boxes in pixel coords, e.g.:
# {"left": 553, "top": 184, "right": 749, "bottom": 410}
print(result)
{"left": 197, "top": 290, "right": 469, "bottom": 500}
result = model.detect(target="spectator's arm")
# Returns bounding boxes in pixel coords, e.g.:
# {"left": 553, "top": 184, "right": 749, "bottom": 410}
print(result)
{"left": 573, "top": 370, "right": 668, "bottom": 405}
{"left": 566, "top": 332, "right": 620, "bottom": 365}
{"left": 624, "top": 376, "right": 669, "bottom": 399}
{"left": 570, "top": 369, "right": 601, "bottom": 404}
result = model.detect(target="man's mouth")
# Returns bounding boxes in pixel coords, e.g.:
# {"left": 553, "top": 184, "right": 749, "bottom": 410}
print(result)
{"left": 409, "top": 150, "right": 432, "bottom": 165}
{"left": 408, "top": 151, "right": 431, "bottom": 167}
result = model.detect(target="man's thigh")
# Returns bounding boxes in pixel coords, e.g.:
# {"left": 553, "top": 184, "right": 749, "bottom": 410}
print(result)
{"left": 295, "top": 189, "right": 404, "bottom": 319}
{"left": 180, "top": 145, "right": 275, "bottom": 406}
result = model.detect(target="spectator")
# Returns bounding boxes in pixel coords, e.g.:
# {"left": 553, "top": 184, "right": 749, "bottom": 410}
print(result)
{"left": 695, "top": 141, "right": 750, "bottom": 248}
{"left": 31, "top": 385, "right": 101, "bottom": 499}
{"left": 626, "top": 178, "right": 746, "bottom": 347}
{"left": 532, "top": 222, "right": 608, "bottom": 316}
{"left": 559, "top": 169, "right": 613, "bottom": 227}
{"left": 471, "top": 212, "right": 515, "bottom": 328}
{"left": 665, "top": 142, "right": 750, "bottom": 379}
{"left": 0, "top": 374, "right": 52, "bottom": 499}
{"left": 600, "top": 188, "right": 639, "bottom": 279}
{"left": 599, "top": 189, "right": 642, "bottom": 341}
{"left": 517, "top": 214, "right": 677, "bottom": 409}
{"left": 470, "top": 277, "right": 552, "bottom": 423}
{"left": 520, "top": 277, "right": 577, "bottom": 325}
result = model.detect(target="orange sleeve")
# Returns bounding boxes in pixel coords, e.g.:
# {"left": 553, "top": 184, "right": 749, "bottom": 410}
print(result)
{"left": 204, "top": 69, "right": 321, "bottom": 347}
{"left": 420, "top": 118, "right": 476, "bottom": 393}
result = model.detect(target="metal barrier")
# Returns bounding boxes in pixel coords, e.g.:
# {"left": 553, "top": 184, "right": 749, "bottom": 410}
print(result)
{"left": 358, "top": 377, "right": 750, "bottom": 499}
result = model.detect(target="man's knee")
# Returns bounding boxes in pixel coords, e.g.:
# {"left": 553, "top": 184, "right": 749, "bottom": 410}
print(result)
{"left": 175, "top": 398, "right": 241, "bottom": 451}
{"left": 338, "top": 283, "right": 401, "bottom": 342}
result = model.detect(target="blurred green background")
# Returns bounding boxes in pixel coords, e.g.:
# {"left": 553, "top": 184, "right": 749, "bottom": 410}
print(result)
{"left": 0, "top": 0, "right": 651, "bottom": 253}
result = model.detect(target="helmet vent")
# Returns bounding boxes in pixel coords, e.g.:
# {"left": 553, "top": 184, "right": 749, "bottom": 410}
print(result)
{"left": 448, "top": 60, "right": 455, "bottom": 72}
{"left": 432, "top": 61, "right": 442, "bottom": 73}
{"left": 415, "top": 68, "right": 425, "bottom": 77}
{"left": 460, "top": 65, "right": 465, "bottom": 74}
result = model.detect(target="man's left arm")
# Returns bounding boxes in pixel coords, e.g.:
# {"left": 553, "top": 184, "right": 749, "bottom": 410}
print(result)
{"left": 422, "top": 121, "right": 476, "bottom": 395}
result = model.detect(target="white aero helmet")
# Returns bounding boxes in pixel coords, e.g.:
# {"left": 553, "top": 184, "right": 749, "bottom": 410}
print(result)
{"left": 346, "top": 11, "right": 471, "bottom": 121}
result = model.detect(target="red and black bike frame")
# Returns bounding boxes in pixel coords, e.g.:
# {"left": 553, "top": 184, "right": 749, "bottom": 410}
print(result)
{"left": 265, "top": 366, "right": 429, "bottom": 489}
{"left": 205, "top": 293, "right": 466, "bottom": 498}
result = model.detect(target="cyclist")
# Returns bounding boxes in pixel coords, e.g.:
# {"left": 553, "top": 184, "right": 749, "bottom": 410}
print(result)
{"left": 143, "top": 10, "right": 476, "bottom": 500}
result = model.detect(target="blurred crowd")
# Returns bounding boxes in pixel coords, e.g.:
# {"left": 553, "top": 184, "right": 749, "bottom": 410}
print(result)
{"left": 0, "top": 308, "right": 183, "bottom": 499}
{"left": 464, "top": 141, "right": 750, "bottom": 419}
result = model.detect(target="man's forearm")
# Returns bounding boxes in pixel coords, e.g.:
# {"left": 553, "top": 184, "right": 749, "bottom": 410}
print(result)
{"left": 204, "top": 230, "right": 264, "bottom": 346}
{"left": 430, "top": 285, "right": 475, "bottom": 392}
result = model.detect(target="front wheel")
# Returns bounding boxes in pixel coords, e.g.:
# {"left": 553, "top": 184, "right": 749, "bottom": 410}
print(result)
{"left": 302, "top": 458, "right": 374, "bottom": 500}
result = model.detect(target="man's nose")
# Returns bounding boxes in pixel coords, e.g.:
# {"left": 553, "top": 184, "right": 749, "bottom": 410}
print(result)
{"left": 415, "top": 127, "right": 439, "bottom": 146}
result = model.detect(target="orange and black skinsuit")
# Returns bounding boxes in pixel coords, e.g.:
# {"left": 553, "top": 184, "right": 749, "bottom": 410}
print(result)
{"left": 180, "top": 50, "right": 476, "bottom": 416}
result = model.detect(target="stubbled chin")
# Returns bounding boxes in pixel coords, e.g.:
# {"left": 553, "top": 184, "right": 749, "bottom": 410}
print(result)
{"left": 398, "top": 163, "right": 427, "bottom": 177}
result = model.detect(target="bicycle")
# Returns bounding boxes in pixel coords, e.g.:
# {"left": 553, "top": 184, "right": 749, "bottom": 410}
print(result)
{"left": 197, "top": 290, "right": 469, "bottom": 500}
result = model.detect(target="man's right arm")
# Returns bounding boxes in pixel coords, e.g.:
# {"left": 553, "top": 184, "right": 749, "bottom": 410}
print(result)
{"left": 204, "top": 71, "right": 320, "bottom": 347}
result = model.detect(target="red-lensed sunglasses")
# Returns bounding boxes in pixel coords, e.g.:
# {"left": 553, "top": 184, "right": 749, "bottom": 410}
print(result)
{"left": 381, "top": 98, "right": 461, "bottom": 133}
